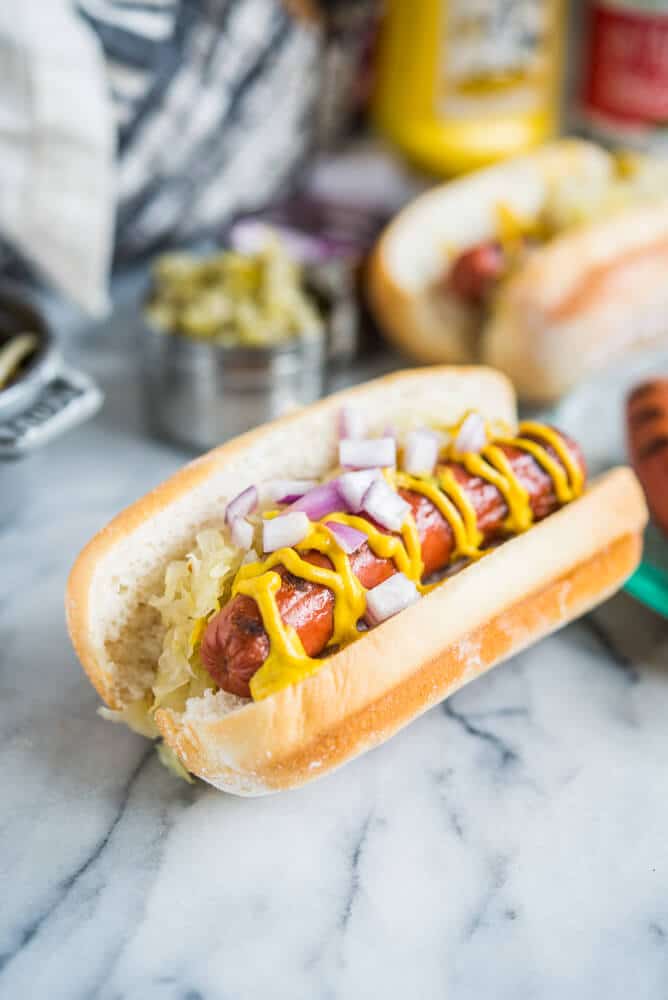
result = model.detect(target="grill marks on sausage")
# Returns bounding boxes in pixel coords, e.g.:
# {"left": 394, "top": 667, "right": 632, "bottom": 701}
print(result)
{"left": 640, "top": 435, "right": 668, "bottom": 460}
{"left": 283, "top": 570, "right": 311, "bottom": 591}
{"left": 628, "top": 381, "right": 660, "bottom": 405}
{"left": 200, "top": 431, "right": 586, "bottom": 698}
{"left": 235, "top": 615, "right": 266, "bottom": 637}
{"left": 629, "top": 405, "right": 664, "bottom": 429}
{"left": 627, "top": 377, "right": 668, "bottom": 539}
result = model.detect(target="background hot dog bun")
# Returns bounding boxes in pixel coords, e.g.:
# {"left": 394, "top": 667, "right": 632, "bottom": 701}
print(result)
{"left": 368, "top": 141, "right": 610, "bottom": 367}
{"left": 484, "top": 201, "right": 668, "bottom": 401}
{"left": 67, "top": 368, "right": 647, "bottom": 795}
{"left": 368, "top": 140, "right": 668, "bottom": 402}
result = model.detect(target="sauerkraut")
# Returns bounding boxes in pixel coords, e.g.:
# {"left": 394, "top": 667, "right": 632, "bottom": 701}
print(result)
{"left": 148, "top": 528, "right": 241, "bottom": 710}
{"left": 100, "top": 527, "right": 243, "bottom": 777}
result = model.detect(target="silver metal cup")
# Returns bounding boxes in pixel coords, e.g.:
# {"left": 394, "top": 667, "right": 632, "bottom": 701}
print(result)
{"left": 141, "top": 322, "right": 326, "bottom": 452}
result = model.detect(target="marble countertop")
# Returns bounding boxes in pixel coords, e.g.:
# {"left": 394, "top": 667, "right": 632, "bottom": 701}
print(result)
{"left": 2, "top": 294, "right": 668, "bottom": 1000}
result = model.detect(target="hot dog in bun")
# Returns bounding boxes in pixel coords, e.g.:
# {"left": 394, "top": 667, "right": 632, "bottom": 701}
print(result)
{"left": 67, "top": 368, "right": 647, "bottom": 794}
{"left": 369, "top": 140, "right": 668, "bottom": 402}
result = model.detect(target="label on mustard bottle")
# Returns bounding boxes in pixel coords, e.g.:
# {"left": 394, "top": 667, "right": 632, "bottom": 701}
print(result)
{"left": 437, "top": 0, "right": 561, "bottom": 118}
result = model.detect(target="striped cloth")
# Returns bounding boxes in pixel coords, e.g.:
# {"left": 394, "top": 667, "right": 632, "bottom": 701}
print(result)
{"left": 77, "top": 0, "right": 323, "bottom": 261}
{"left": 0, "top": 0, "right": 354, "bottom": 311}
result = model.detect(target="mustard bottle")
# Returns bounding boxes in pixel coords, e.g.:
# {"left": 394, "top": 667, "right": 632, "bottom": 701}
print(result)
{"left": 372, "top": 0, "right": 566, "bottom": 176}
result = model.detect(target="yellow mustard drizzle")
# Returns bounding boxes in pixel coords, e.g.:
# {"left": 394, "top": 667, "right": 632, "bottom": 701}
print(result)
{"left": 394, "top": 470, "right": 482, "bottom": 560}
{"left": 216, "top": 419, "right": 584, "bottom": 701}
{"left": 234, "top": 521, "right": 367, "bottom": 700}
{"left": 325, "top": 511, "right": 424, "bottom": 582}
{"left": 467, "top": 445, "right": 534, "bottom": 534}
{"left": 517, "top": 421, "right": 585, "bottom": 499}
{"left": 236, "top": 571, "right": 320, "bottom": 699}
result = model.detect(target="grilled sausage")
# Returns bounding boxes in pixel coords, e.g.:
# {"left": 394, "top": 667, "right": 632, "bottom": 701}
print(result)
{"left": 449, "top": 241, "right": 506, "bottom": 304}
{"left": 627, "top": 378, "right": 668, "bottom": 538}
{"left": 201, "top": 432, "right": 586, "bottom": 697}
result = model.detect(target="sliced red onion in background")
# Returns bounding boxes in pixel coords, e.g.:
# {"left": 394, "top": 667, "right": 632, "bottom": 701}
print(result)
{"left": 337, "top": 406, "right": 366, "bottom": 440}
{"left": 231, "top": 195, "right": 387, "bottom": 261}
{"left": 229, "top": 219, "right": 329, "bottom": 263}
{"left": 362, "top": 478, "right": 410, "bottom": 531}
{"left": 402, "top": 428, "right": 439, "bottom": 476}
{"left": 453, "top": 412, "right": 486, "bottom": 454}
{"left": 229, "top": 220, "right": 273, "bottom": 254}
{"left": 365, "top": 573, "right": 419, "bottom": 626}
{"left": 225, "top": 485, "right": 258, "bottom": 523}
{"left": 228, "top": 217, "right": 363, "bottom": 264}
{"left": 264, "top": 479, "right": 318, "bottom": 504}
{"left": 324, "top": 520, "right": 367, "bottom": 554}
{"left": 339, "top": 436, "right": 396, "bottom": 469}
{"left": 230, "top": 517, "right": 254, "bottom": 551}
{"left": 337, "top": 468, "right": 381, "bottom": 511}
{"left": 263, "top": 511, "right": 310, "bottom": 553}
{"left": 289, "top": 480, "right": 347, "bottom": 520}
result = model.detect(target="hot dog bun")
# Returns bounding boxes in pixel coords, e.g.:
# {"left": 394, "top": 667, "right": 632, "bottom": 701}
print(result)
{"left": 67, "top": 368, "right": 647, "bottom": 795}
{"left": 484, "top": 203, "right": 668, "bottom": 401}
{"left": 368, "top": 139, "right": 668, "bottom": 402}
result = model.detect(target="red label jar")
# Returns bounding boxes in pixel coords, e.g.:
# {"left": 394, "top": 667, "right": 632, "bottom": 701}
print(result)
{"left": 579, "top": 1, "right": 668, "bottom": 148}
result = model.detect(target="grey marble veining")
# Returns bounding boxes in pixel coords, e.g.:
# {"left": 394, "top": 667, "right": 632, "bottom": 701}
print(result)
{"left": 1, "top": 296, "right": 668, "bottom": 1000}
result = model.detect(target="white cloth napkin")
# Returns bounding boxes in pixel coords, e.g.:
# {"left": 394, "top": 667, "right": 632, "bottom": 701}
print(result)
{"left": 0, "top": 0, "right": 115, "bottom": 314}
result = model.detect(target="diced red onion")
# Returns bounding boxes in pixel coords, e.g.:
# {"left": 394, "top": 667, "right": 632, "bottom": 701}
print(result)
{"left": 230, "top": 517, "right": 254, "bottom": 551}
{"left": 264, "top": 479, "right": 317, "bottom": 504}
{"left": 339, "top": 437, "right": 396, "bottom": 469}
{"left": 225, "top": 485, "right": 258, "bottom": 523}
{"left": 338, "top": 406, "right": 366, "bottom": 440}
{"left": 257, "top": 194, "right": 385, "bottom": 255}
{"left": 289, "top": 480, "right": 347, "bottom": 519}
{"left": 402, "top": 429, "right": 439, "bottom": 476}
{"left": 229, "top": 220, "right": 273, "bottom": 254}
{"left": 262, "top": 511, "right": 310, "bottom": 552}
{"left": 365, "top": 572, "right": 419, "bottom": 626}
{"left": 362, "top": 478, "right": 410, "bottom": 531}
{"left": 337, "top": 468, "right": 381, "bottom": 511}
{"left": 324, "top": 520, "right": 367, "bottom": 554}
{"left": 229, "top": 218, "right": 346, "bottom": 263}
{"left": 453, "top": 412, "right": 486, "bottom": 454}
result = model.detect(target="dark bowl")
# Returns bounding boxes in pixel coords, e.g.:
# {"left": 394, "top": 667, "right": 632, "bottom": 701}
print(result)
{"left": 0, "top": 286, "right": 54, "bottom": 422}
